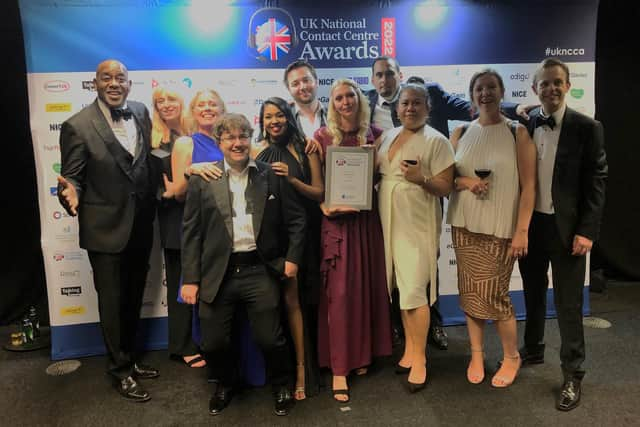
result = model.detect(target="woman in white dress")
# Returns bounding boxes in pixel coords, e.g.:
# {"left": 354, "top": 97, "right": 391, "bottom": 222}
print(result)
{"left": 378, "top": 84, "right": 455, "bottom": 391}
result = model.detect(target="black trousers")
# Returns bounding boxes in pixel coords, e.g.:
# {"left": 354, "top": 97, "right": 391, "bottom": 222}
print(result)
{"left": 164, "top": 248, "right": 198, "bottom": 357}
{"left": 518, "top": 212, "right": 586, "bottom": 380}
{"left": 199, "top": 263, "right": 291, "bottom": 388}
{"left": 88, "top": 226, "right": 153, "bottom": 380}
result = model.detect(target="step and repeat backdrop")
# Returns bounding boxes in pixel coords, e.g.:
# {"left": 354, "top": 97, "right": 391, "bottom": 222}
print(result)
{"left": 19, "top": 0, "right": 598, "bottom": 359}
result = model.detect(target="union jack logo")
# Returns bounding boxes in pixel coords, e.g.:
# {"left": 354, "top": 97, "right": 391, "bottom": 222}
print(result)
{"left": 255, "top": 18, "right": 291, "bottom": 61}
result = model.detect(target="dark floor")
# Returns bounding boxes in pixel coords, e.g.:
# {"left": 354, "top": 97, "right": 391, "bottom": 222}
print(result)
{"left": 1, "top": 281, "right": 639, "bottom": 427}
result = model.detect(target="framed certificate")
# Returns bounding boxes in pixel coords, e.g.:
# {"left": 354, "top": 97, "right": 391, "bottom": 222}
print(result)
{"left": 324, "top": 146, "right": 374, "bottom": 210}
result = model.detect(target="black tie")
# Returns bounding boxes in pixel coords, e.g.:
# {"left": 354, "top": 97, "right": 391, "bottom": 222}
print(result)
{"left": 110, "top": 107, "right": 133, "bottom": 122}
{"left": 536, "top": 114, "right": 556, "bottom": 130}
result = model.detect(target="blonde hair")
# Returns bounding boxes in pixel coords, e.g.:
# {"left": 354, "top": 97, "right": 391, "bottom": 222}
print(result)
{"left": 151, "top": 87, "right": 187, "bottom": 148}
{"left": 326, "top": 78, "right": 371, "bottom": 146}
{"left": 186, "top": 89, "right": 226, "bottom": 136}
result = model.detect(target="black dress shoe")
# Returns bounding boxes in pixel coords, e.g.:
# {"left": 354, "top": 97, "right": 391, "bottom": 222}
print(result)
{"left": 556, "top": 380, "right": 581, "bottom": 411}
{"left": 273, "top": 387, "right": 294, "bottom": 416}
{"left": 133, "top": 363, "right": 160, "bottom": 379}
{"left": 392, "top": 327, "right": 404, "bottom": 348}
{"left": 209, "top": 385, "right": 233, "bottom": 416}
{"left": 116, "top": 376, "right": 151, "bottom": 402}
{"left": 429, "top": 325, "right": 448, "bottom": 350}
{"left": 519, "top": 346, "right": 544, "bottom": 365}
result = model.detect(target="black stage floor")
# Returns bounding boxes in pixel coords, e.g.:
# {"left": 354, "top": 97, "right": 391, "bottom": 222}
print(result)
{"left": 1, "top": 281, "right": 639, "bottom": 427}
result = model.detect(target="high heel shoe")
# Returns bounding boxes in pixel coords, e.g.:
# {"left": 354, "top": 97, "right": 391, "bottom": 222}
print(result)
{"left": 491, "top": 353, "right": 521, "bottom": 388}
{"left": 467, "top": 348, "right": 485, "bottom": 384}
{"left": 294, "top": 363, "right": 306, "bottom": 401}
{"left": 405, "top": 365, "right": 427, "bottom": 393}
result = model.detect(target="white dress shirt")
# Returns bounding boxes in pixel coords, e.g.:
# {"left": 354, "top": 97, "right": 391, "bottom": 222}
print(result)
{"left": 533, "top": 103, "right": 567, "bottom": 214}
{"left": 372, "top": 89, "right": 400, "bottom": 131}
{"left": 225, "top": 159, "right": 258, "bottom": 253}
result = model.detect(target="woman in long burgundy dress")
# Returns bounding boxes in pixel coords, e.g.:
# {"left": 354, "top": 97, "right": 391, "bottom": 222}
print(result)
{"left": 314, "top": 78, "right": 392, "bottom": 403}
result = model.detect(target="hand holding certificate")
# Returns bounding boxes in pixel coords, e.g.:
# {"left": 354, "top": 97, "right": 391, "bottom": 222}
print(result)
{"left": 324, "top": 146, "right": 375, "bottom": 210}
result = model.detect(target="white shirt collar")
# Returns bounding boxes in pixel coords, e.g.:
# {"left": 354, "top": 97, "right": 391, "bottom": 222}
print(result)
{"left": 97, "top": 98, "right": 129, "bottom": 122}
{"left": 540, "top": 102, "right": 566, "bottom": 128}
{"left": 377, "top": 87, "right": 400, "bottom": 107}
{"left": 224, "top": 158, "right": 257, "bottom": 177}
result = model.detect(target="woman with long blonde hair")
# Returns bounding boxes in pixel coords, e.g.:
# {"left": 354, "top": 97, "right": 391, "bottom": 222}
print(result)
{"left": 152, "top": 86, "right": 206, "bottom": 368}
{"left": 314, "top": 79, "right": 392, "bottom": 403}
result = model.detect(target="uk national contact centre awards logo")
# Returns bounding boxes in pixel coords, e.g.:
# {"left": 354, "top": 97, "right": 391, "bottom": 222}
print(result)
{"left": 255, "top": 18, "right": 292, "bottom": 61}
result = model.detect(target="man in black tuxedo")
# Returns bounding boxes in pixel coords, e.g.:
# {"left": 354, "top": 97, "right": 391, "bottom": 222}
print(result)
{"left": 57, "top": 59, "right": 159, "bottom": 402}
{"left": 518, "top": 58, "right": 607, "bottom": 411}
{"left": 180, "top": 114, "right": 305, "bottom": 417}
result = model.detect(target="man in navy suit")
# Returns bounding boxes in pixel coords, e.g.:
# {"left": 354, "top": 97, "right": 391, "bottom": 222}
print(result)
{"left": 57, "top": 59, "right": 159, "bottom": 402}
{"left": 518, "top": 58, "right": 607, "bottom": 411}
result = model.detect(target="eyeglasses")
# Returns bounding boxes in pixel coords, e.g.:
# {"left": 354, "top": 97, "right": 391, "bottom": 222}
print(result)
{"left": 220, "top": 134, "right": 250, "bottom": 143}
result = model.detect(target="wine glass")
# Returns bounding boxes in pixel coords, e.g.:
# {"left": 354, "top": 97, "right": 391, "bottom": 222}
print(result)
{"left": 474, "top": 165, "right": 492, "bottom": 199}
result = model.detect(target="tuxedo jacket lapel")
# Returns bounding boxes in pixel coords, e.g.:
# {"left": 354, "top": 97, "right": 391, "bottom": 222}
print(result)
{"left": 90, "top": 102, "right": 134, "bottom": 181}
{"left": 246, "top": 166, "right": 267, "bottom": 241}
{"left": 210, "top": 166, "right": 234, "bottom": 241}
{"left": 552, "top": 108, "right": 574, "bottom": 184}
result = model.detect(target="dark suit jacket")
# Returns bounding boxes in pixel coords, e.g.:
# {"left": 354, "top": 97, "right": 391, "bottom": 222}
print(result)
{"left": 181, "top": 160, "right": 306, "bottom": 304}
{"left": 365, "top": 83, "right": 519, "bottom": 137}
{"left": 58, "top": 99, "right": 157, "bottom": 253}
{"left": 528, "top": 107, "right": 608, "bottom": 247}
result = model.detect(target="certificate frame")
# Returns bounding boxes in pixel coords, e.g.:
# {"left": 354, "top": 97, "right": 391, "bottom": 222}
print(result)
{"left": 324, "top": 146, "right": 374, "bottom": 210}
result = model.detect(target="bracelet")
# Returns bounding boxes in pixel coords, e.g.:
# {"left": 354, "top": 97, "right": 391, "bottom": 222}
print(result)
{"left": 422, "top": 175, "right": 432, "bottom": 186}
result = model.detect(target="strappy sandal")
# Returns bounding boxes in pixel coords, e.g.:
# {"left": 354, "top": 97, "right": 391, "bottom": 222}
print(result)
{"left": 183, "top": 354, "right": 206, "bottom": 368}
{"left": 294, "top": 364, "right": 306, "bottom": 401}
{"left": 467, "top": 348, "right": 485, "bottom": 384}
{"left": 332, "top": 388, "right": 350, "bottom": 403}
{"left": 491, "top": 353, "right": 521, "bottom": 388}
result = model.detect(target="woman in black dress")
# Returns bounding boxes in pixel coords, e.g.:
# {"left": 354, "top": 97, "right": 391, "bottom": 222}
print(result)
{"left": 256, "top": 97, "right": 324, "bottom": 399}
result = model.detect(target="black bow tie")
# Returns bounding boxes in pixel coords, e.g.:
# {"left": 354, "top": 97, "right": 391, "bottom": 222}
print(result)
{"left": 536, "top": 114, "right": 556, "bottom": 130}
{"left": 110, "top": 107, "right": 133, "bottom": 122}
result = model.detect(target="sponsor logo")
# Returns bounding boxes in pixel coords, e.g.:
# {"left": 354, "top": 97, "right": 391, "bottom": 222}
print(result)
{"left": 449, "top": 259, "right": 457, "bottom": 266}
{"left": 43, "top": 143, "right": 59, "bottom": 151}
{"left": 49, "top": 123, "right": 62, "bottom": 132}
{"left": 450, "top": 92, "right": 466, "bottom": 99}
{"left": 82, "top": 81, "right": 96, "bottom": 91}
{"left": 511, "top": 90, "right": 528, "bottom": 98}
{"left": 250, "top": 78, "right": 279, "bottom": 86}
{"left": 53, "top": 210, "right": 71, "bottom": 220}
{"left": 381, "top": 18, "right": 396, "bottom": 57}
{"left": 225, "top": 99, "right": 247, "bottom": 106}
{"left": 182, "top": 77, "right": 192, "bottom": 88}
{"left": 255, "top": 18, "right": 292, "bottom": 61}
{"left": 44, "top": 80, "right": 70, "bottom": 92}
{"left": 46, "top": 103, "right": 72, "bottom": 113}
{"left": 60, "top": 270, "right": 80, "bottom": 278}
{"left": 570, "top": 88, "right": 584, "bottom": 99}
{"left": 52, "top": 163, "right": 61, "bottom": 173}
{"left": 52, "top": 250, "right": 83, "bottom": 262}
{"left": 60, "top": 305, "right": 86, "bottom": 316}
{"left": 50, "top": 186, "right": 58, "bottom": 196}
{"left": 61, "top": 286, "right": 82, "bottom": 296}
{"left": 570, "top": 72, "right": 588, "bottom": 79}
{"left": 319, "top": 76, "right": 368, "bottom": 87}
{"left": 510, "top": 73, "right": 530, "bottom": 82}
